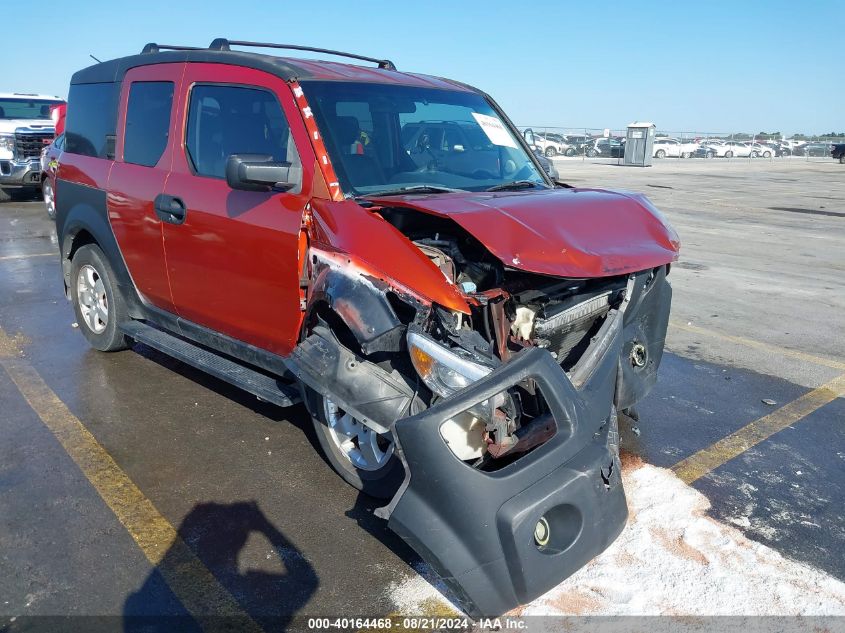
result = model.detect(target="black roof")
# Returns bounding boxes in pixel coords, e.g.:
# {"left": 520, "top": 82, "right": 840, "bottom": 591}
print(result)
{"left": 71, "top": 49, "right": 311, "bottom": 85}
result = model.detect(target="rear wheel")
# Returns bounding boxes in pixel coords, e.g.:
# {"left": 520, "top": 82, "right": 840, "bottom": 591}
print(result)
{"left": 544, "top": 147, "right": 557, "bottom": 157}
{"left": 725, "top": 150, "right": 734, "bottom": 158}
{"left": 43, "top": 179, "right": 55, "bottom": 219}
{"left": 681, "top": 152, "right": 690, "bottom": 158}
{"left": 839, "top": 155, "right": 845, "bottom": 164}
{"left": 655, "top": 149, "right": 666, "bottom": 159}
{"left": 586, "top": 148, "right": 597, "bottom": 157}
{"left": 70, "top": 244, "right": 130, "bottom": 352}
{"left": 763, "top": 151, "right": 772, "bottom": 158}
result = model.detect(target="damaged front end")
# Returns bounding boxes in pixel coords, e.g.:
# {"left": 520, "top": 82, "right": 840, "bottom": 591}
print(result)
{"left": 288, "top": 196, "right": 674, "bottom": 617}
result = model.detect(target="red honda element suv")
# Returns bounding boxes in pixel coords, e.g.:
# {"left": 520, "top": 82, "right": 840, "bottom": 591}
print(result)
{"left": 57, "top": 39, "right": 679, "bottom": 616}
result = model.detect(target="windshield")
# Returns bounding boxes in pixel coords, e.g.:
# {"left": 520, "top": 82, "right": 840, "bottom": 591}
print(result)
{"left": 0, "top": 98, "right": 64, "bottom": 120}
{"left": 301, "top": 81, "right": 547, "bottom": 196}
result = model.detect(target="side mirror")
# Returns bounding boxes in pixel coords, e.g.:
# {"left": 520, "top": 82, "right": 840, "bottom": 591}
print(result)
{"left": 226, "top": 154, "right": 300, "bottom": 192}
{"left": 523, "top": 128, "right": 536, "bottom": 146}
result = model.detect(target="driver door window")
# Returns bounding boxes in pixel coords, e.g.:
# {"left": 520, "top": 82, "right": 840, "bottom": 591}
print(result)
{"left": 185, "top": 84, "right": 299, "bottom": 179}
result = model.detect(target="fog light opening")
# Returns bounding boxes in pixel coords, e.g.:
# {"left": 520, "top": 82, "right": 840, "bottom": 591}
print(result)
{"left": 534, "top": 504, "right": 583, "bottom": 555}
{"left": 534, "top": 517, "right": 550, "bottom": 548}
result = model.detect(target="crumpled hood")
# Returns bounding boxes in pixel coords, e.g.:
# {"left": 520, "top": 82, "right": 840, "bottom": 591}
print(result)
{"left": 368, "top": 187, "right": 680, "bottom": 278}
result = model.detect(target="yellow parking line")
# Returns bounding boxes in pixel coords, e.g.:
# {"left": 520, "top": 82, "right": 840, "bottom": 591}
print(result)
{"left": 0, "top": 252, "right": 56, "bottom": 261}
{"left": 669, "top": 319, "right": 845, "bottom": 372}
{"left": 0, "top": 353, "right": 263, "bottom": 632}
{"left": 672, "top": 373, "right": 845, "bottom": 484}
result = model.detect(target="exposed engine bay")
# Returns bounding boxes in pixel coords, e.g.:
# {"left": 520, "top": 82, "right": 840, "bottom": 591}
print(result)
{"left": 359, "top": 206, "right": 648, "bottom": 467}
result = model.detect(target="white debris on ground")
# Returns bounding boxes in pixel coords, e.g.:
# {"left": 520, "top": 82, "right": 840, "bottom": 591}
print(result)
{"left": 387, "top": 456, "right": 845, "bottom": 616}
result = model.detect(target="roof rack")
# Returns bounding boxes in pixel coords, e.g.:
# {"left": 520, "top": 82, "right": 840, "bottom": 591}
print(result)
{"left": 140, "top": 43, "right": 203, "bottom": 54}
{"left": 208, "top": 38, "right": 397, "bottom": 71}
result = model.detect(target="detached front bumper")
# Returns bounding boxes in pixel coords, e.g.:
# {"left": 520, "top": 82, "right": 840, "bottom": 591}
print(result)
{"left": 381, "top": 318, "right": 628, "bottom": 617}
{"left": 0, "top": 158, "right": 42, "bottom": 188}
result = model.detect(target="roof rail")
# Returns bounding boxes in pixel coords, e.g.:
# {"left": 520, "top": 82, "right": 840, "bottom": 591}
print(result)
{"left": 208, "top": 38, "right": 397, "bottom": 71}
{"left": 141, "top": 43, "right": 203, "bottom": 54}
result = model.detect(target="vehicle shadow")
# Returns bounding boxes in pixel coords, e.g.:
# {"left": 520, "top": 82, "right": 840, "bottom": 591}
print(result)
{"left": 123, "top": 500, "right": 318, "bottom": 633}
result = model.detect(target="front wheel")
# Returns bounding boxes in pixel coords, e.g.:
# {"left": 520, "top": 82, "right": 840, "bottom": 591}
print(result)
{"left": 43, "top": 179, "right": 56, "bottom": 219}
{"left": 763, "top": 151, "right": 772, "bottom": 158}
{"left": 70, "top": 244, "right": 130, "bottom": 352}
{"left": 725, "top": 150, "right": 734, "bottom": 158}
{"left": 586, "top": 148, "right": 597, "bottom": 157}
{"left": 544, "top": 147, "right": 557, "bottom": 157}
{"left": 681, "top": 152, "right": 690, "bottom": 158}
{"left": 655, "top": 149, "right": 666, "bottom": 159}
{"left": 306, "top": 389, "right": 405, "bottom": 499}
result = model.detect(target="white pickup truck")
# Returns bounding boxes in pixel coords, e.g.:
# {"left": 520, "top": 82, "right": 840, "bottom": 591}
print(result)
{"left": 0, "top": 93, "right": 64, "bottom": 200}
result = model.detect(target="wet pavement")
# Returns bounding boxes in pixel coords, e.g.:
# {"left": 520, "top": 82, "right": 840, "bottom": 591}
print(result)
{"left": 1, "top": 159, "right": 843, "bottom": 624}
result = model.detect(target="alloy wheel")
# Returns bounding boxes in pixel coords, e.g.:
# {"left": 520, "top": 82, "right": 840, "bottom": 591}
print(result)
{"left": 76, "top": 264, "right": 108, "bottom": 334}
{"left": 323, "top": 398, "right": 394, "bottom": 471}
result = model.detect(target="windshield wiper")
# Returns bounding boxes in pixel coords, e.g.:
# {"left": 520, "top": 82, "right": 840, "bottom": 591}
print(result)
{"left": 363, "top": 185, "right": 466, "bottom": 198}
{"left": 485, "top": 180, "right": 547, "bottom": 192}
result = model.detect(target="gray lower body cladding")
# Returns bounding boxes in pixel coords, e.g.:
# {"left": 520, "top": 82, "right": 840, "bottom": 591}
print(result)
{"left": 286, "top": 326, "right": 419, "bottom": 434}
{"left": 383, "top": 324, "right": 627, "bottom": 617}
{"left": 616, "top": 267, "right": 672, "bottom": 410}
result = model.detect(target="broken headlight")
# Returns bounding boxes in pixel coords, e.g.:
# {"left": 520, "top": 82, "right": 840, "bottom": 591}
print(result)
{"left": 407, "top": 332, "right": 491, "bottom": 397}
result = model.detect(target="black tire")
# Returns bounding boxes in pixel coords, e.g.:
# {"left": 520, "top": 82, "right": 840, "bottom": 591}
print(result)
{"left": 681, "top": 152, "right": 690, "bottom": 158}
{"left": 706, "top": 151, "right": 714, "bottom": 159}
{"left": 305, "top": 387, "right": 405, "bottom": 499}
{"left": 43, "top": 179, "right": 56, "bottom": 219}
{"left": 763, "top": 151, "right": 772, "bottom": 158}
{"left": 725, "top": 150, "right": 734, "bottom": 158}
{"left": 70, "top": 244, "right": 130, "bottom": 352}
{"left": 655, "top": 149, "right": 666, "bottom": 159}
{"left": 839, "top": 155, "right": 845, "bottom": 164}
{"left": 751, "top": 151, "right": 759, "bottom": 158}
{"left": 586, "top": 148, "right": 597, "bottom": 157}
{"left": 565, "top": 148, "right": 576, "bottom": 157}
{"left": 544, "top": 147, "right": 557, "bottom": 158}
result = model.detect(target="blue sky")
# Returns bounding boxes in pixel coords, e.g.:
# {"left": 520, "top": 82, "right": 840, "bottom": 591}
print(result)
{"left": 4, "top": 0, "right": 842, "bottom": 134}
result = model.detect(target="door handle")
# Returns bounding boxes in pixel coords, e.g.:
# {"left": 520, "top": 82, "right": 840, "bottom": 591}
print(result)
{"left": 153, "top": 194, "right": 187, "bottom": 225}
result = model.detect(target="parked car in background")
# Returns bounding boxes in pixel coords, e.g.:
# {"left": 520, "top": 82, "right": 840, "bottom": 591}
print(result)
{"left": 653, "top": 137, "right": 699, "bottom": 158}
{"left": 762, "top": 141, "right": 791, "bottom": 157}
{"left": 749, "top": 143, "right": 773, "bottom": 158}
{"left": 39, "top": 132, "right": 64, "bottom": 218}
{"left": 563, "top": 135, "right": 596, "bottom": 156}
{"left": 0, "top": 93, "right": 64, "bottom": 201}
{"left": 794, "top": 142, "right": 833, "bottom": 157}
{"left": 587, "top": 137, "right": 625, "bottom": 157}
{"left": 531, "top": 146, "right": 560, "bottom": 179}
{"left": 705, "top": 141, "right": 754, "bottom": 158}
{"left": 692, "top": 144, "right": 716, "bottom": 158}
{"left": 832, "top": 143, "right": 845, "bottom": 163}
{"left": 534, "top": 132, "right": 573, "bottom": 157}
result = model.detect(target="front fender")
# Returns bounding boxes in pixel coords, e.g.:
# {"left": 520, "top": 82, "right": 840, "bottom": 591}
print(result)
{"left": 306, "top": 254, "right": 407, "bottom": 354}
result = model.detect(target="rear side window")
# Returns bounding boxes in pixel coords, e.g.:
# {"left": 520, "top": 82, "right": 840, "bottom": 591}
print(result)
{"left": 185, "top": 84, "right": 298, "bottom": 179}
{"left": 124, "top": 82, "right": 174, "bottom": 167}
{"left": 66, "top": 82, "right": 118, "bottom": 158}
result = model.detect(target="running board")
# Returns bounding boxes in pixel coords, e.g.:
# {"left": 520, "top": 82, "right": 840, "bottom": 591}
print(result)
{"left": 120, "top": 321, "right": 300, "bottom": 408}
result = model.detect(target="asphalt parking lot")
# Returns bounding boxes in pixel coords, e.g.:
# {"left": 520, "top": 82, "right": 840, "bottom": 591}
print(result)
{"left": 1, "top": 158, "right": 843, "bottom": 626}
